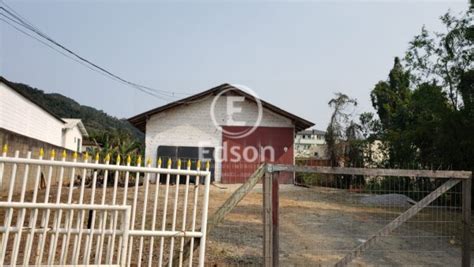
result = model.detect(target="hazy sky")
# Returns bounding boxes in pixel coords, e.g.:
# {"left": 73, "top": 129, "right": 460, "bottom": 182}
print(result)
{"left": 0, "top": 0, "right": 469, "bottom": 129}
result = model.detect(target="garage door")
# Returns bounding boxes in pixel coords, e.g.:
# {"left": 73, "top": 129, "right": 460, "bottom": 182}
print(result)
{"left": 221, "top": 126, "right": 294, "bottom": 184}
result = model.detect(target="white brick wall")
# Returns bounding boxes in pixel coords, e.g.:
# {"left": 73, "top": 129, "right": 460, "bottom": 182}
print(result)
{"left": 145, "top": 95, "right": 293, "bottom": 182}
{"left": 0, "top": 82, "right": 65, "bottom": 147}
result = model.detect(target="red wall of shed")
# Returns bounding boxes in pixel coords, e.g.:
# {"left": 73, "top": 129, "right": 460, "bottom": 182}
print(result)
{"left": 221, "top": 126, "right": 294, "bottom": 184}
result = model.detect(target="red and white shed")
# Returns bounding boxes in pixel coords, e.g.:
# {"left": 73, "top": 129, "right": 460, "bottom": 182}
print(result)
{"left": 128, "top": 84, "right": 314, "bottom": 184}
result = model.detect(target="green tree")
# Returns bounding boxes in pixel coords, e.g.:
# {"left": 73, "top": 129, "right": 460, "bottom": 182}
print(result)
{"left": 357, "top": 112, "right": 383, "bottom": 167}
{"left": 405, "top": 9, "right": 473, "bottom": 109}
{"left": 365, "top": 6, "right": 473, "bottom": 203}
{"left": 370, "top": 57, "right": 415, "bottom": 166}
{"left": 403, "top": 9, "right": 473, "bottom": 170}
{"left": 344, "top": 121, "right": 363, "bottom": 167}
{"left": 459, "top": 69, "right": 474, "bottom": 116}
{"left": 410, "top": 82, "right": 451, "bottom": 165}
{"left": 325, "top": 93, "right": 357, "bottom": 167}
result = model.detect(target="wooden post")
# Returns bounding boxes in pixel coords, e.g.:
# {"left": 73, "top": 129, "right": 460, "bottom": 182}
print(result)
{"left": 272, "top": 172, "right": 279, "bottom": 267}
{"left": 462, "top": 178, "right": 471, "bottom": 267}
{"left": 263, "top": 171, "right": 273, "bottom": 267}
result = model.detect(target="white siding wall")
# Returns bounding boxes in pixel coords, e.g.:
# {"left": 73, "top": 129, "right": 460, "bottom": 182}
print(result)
{"left": 145, "top": 96, "right": 293, "bottom": 182}
{"left": 63, "top": 126, "right": 83, "bottom": 152}
{"left": 0, "top": 83, "right": 64, "bottom": 147}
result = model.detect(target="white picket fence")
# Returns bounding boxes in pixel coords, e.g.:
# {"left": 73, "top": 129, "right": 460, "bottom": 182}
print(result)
{"left": 0, "top": 148, "right": 211, "bottom": 267}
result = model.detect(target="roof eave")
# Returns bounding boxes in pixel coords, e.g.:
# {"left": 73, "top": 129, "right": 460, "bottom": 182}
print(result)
{"left": 128, "top": 83, "right": 315, "bottom": 133}
{"left": 0, "top": 76, "right": 66, "bottom": 124}
{"left": 77, "top": 121, "right": 89, "bottom": 137}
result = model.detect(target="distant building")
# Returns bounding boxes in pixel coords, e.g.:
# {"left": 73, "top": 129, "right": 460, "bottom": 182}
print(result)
{"left": 295, "top": 129, "right": 328, "bottom": 159}
{"left": 82, "top": 139, "right": 101, "bottom": 153}
{"left": 0, "top": 76, "right": 90, "bottom": 195}
{"left": 62, "top": 119, "right": 89, "bottom": 152}
{"left": 0, "top": 76, "right": 88, "bottom": 153}
{"left": 363, "top": 140, "right": 387, "bottom": 167}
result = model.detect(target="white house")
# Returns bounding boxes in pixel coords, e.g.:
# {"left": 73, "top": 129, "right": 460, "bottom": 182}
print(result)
{"left": 0, "top": 76, "right": 88, "bottom": 153}
{"left": 129, "top": 84, "right": 314, "bottom": 184}
{"left": 295, "top": 129, "right": 328, "bottom": 159}
{"left": 62, "top": 119, "right": 88, "bottom": 152}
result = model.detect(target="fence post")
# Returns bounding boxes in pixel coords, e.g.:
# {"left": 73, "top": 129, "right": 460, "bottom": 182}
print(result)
{"left": 263, "top": 165, "right": 279, "bottom": 267}
{"left": 462, "top": 177, "right": 471, "bottom": 267}
{"left": 263, "top": 169, "right": 273, "bottom": 267}
{"left": 272, "top": 172, "right": 279, "bottom": 267}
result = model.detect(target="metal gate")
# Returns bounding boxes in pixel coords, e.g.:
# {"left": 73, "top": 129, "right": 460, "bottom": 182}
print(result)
{"left": 0, "top": 146, "right": 211, "bottom": 266}
{"left": 262, "top": 164, "right": 472, "bottom": 267}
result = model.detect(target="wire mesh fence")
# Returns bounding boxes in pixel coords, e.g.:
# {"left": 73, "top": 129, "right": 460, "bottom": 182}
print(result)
{"left": 283, "top": 173, "right": 465, "bottom": 265}
{"left": 181, "top": 161, "right": 471, "bottom": 266}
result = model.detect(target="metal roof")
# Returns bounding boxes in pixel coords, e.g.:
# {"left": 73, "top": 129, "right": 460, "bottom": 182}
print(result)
{"left": 1, "top": 77, "right": 89, "bottom": 137}
{"left": 297, "top": 129, "right": 326, "bottom": 135}
{"left": 62, "top": 118, "right": 89, "bottom": 137}
{"left": 128, "top": 83, "right": 314, "bottom": 133}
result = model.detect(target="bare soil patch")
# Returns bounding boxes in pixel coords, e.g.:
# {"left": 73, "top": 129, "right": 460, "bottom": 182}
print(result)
{"left": 206, "top": 184, "right": 471, "bottom": 266}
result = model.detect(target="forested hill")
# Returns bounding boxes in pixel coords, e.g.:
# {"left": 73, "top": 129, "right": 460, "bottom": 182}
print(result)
{"left": 9, "top": 80, "right": 144, "bottom": 141}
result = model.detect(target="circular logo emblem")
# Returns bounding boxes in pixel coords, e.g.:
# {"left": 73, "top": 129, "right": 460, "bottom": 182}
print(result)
{"left": 210, "top": 84, "right": 263, "bottom": 139}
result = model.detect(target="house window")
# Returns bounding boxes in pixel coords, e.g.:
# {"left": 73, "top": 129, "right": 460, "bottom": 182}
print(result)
{"left": 77, "top": 138, "right": 81, "bottom": 152}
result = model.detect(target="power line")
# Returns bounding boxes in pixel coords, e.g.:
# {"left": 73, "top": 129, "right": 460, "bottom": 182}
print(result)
{"left": 0, "top": 15, "right": 178, "bottom": 101}
{"left": 0, "top": 14, "right": 174, "bottom": 101}
{"left": 0, "top": 5, "right": 177, "bottom": 99}
{"left": 0, "top": 5, "right": 183, "bottom": 99}
{"left": 2, "top": 1, "right": 47, "bottom": 36}
{"left": 1, "top": 13, "right": 214, "bottom": 106}
{"left": 0, "top": 4, "right": 190, "bottom": 100}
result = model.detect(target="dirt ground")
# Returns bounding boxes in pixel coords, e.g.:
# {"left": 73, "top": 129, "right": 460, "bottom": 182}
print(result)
{"left": 1, "top": 182, "right": 471, "bottom": 266}
{"left": 205, "top": 184, "right": 471, "bottom": 266}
